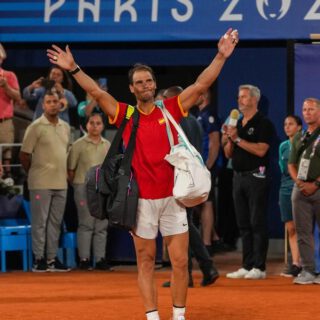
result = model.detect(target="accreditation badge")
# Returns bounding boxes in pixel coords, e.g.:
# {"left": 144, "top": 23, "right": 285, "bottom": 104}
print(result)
{"left": 297, "top": 158, "right": 310, "bottom": 181}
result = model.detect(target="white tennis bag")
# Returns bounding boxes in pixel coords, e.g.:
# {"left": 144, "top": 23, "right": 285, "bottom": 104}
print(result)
{"left": 158, "top": 105, "right": 211, "bottom": 207}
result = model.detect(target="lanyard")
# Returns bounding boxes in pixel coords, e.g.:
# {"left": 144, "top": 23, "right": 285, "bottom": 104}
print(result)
{"left": 310, "top": 134, "right": 320, "bottom": 158}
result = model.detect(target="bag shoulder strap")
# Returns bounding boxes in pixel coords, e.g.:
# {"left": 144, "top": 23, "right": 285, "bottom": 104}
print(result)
{"left": 100, "top": 105, "right": 136, "bottom": 170}
{"left": 156, "top": 102, "right": 196, "bottom": 156}
{"left": 156, "top": 100, "right": 174, "bottom": 147}
{"left": 120, "top": 107, "right": 139, "bottom": 175}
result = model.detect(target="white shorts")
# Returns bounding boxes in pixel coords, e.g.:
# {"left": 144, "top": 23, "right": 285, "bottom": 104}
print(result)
{"left": 134, "top": 196, "right": 188, "bottom": 239}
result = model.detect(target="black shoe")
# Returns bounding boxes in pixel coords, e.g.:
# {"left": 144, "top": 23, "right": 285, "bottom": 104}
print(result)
{"left": 161, "top": 261, "right": 172, "bottom": 268}
{"left": 290, "top": 264, "right": 302, "bottom": 277}
{"left": 95, "top": 258, "right": 114, "bottom": 271}
{"left": 211, "top": 240, "right": 229, "bottom": 254}
{"left": 32, "top": 258, "right": 48, "bottom": 272}
{"left": 201, "top": 269, "right": 219, "bottom": 287}
{"left": 79, "top": 259, "right": 93, "bottom": 271}
{"left": 47, "top": 258, "right": 71, "bottom": 272}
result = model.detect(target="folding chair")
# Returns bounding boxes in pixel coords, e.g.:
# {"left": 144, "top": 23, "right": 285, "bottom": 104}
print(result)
{"left": 0, "top": 196, "right": 31, "bottom": 272}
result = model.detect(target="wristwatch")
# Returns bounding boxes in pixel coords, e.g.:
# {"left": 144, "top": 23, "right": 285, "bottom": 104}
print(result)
{"left": 234, "top": 137, "right": 242, "bottom": 145}
{"left": 314, "top": 180, "right": 320, "bottom": 188}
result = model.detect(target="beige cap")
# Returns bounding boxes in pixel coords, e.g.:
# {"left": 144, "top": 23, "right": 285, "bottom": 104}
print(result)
{"left": 0, "top": 44, "right": 7, "bottom": 60}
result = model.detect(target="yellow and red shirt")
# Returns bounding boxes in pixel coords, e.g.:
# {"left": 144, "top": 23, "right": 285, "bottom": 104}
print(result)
{"left": 109, "top": 96, "right": 187, "bottom": 199}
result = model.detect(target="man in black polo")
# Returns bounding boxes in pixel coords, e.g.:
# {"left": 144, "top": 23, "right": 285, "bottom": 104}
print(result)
{"left": 222, "top": 84, "right": 274, "bottom": 279}
{"left": 288, "top": 97, "right": 320, "bottom": 285}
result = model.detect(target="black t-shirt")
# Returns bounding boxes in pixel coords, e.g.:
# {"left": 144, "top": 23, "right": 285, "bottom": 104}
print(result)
{"left": 180, "top": 114, "right": 203, "bottom": 153}
{"left": 232, "top": 111, "right": 274, "bottom": 172}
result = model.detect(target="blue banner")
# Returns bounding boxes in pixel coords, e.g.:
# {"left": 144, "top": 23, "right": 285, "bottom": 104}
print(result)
{"left": 1, "top": 0, "right": 320, "bottom": 42}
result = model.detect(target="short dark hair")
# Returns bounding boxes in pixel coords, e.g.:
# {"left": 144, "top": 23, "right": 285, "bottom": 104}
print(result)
{"left": 285, "top": 114, "right": 303, "bottom": 127}
{"left": 43, "top": 90, "right": 59, "bottom": 99}
{"left": 163, "top": 86, "right": 183, "bottom": 99}
{"left": 128, "top": 63, "right": 156, "bottom": 85}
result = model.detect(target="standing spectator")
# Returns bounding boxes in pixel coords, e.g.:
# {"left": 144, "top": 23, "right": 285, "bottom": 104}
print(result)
{"left": 23, "top": 65, "right": 77, "bottom": 124}
{"left": 20, "top": 91, "right": 71, "bottom": 272}
{"left": 77, "top": 78, "right": 108, "bottom": 135}
{"left": 279, "top": 115, "right": 302, "bottom": 277}
{"left": 154, "top": 89, "right": 166, "bottom": 101}
{"left": 68, "top": 113, "right": 113, "bottom": 271}
{"left": 195, "top": 90, "right": 223, "bottom": 255}
{"left": 224, "top": 84, "right": 274, "bottom": 280}
{"left": 0, "top": 43, "right": 22, "bottom": 179}
{"left": 161, "top": 86, "right": 219, "bottom": 288}
{"left": 288, "top": 98, "right": 320, "bottom": 285}
{"left": 47, "top": 28, "right": 238, "bottom": 320}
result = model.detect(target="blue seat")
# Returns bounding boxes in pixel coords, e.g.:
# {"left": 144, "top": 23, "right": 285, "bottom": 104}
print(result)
{"left": 23, "top": 199, "right": 77, "bottom": 268}
{"left": 0, "top": 197, "right": 31, "bottom": 272}
{"left": 58, "top": 231, "right": 77, "bottom": 268}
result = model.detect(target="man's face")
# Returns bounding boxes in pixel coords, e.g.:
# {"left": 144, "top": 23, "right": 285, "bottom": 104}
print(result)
{"left": 42, "top": 93, "right": 60, "bottom": 117}
{"left": 238, "top": 88, "right": 256, "bottom": 113}
{"left": 302, "top": 100, "right": 320, "bottom": 126}
{"left": 86, "top": 114, "right": 104, "bottom": 137}
{"left": 129, "top": 70, "right": 156, "bottom": 103}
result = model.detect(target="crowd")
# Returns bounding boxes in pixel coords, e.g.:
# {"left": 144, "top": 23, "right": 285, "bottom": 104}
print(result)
{"left": 1, "top": 29, "right": 320, "bottom": 320}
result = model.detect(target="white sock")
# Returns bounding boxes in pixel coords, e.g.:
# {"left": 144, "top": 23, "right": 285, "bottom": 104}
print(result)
{"left": 146, "top": 310, "right": 160, "bottom": 320}
{"left": 173, "top": 306, "right": 185, "bottom": 320}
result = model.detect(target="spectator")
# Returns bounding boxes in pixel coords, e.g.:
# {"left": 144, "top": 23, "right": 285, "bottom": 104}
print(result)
{"left": 288, "top": 97, "right": 320, "bottom": 285}
{"left": 279, "top": 115, "right": 302, "bottom": 277}
{"left": 68, "top": 113, "right": 113, "bottom": 271}
{"left": 155, "top": 88, "right": 166, "bottom": 101}
{"left": 0, "top": 43, "right": 22, "bottom": 179}
{"left": 77, "top": 78, "right": 108, "bottom": 134}
{"left": 194, "top": 90, "right": 224, "bottom": 255}
{"left": 224, "top": 84, "right": 274, "bottom": 280}
{"left": 23, "top": 65, "right": 77, "bottom": 124}
{"left": 161, "top": 86, "right": 219, "bottom": 288}
{"left": 20, "top": 90, "right": 71, "bottom": 272}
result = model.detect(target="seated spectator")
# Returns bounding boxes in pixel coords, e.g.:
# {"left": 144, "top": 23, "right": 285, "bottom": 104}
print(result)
{"left": 67, "top": 113, "right": 113, "bottom": 271}
{"left": 23, "top": 65, "right": 77, "bottom": 124}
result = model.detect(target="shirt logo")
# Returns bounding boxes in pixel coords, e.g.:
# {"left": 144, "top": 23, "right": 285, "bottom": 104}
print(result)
{"left": 159, "top": 118, "right": 165, "bottom": 125}
{"left": 247, "top": 127, "right": 255, "bottom": 135}
{"left": 208, "top": 116, "right": 215, "bottom": 124}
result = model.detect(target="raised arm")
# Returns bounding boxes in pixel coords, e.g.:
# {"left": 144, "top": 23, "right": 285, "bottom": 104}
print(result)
{"left": 47, "top": 45, "right": 117, "bottom": 118}
{"left": 179, "top": 28, "right": 239, "bottom": 111}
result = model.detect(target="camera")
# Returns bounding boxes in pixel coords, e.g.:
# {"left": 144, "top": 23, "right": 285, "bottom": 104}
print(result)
{"left": 41, "top": 79, "right": 56, "bottom": 90}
